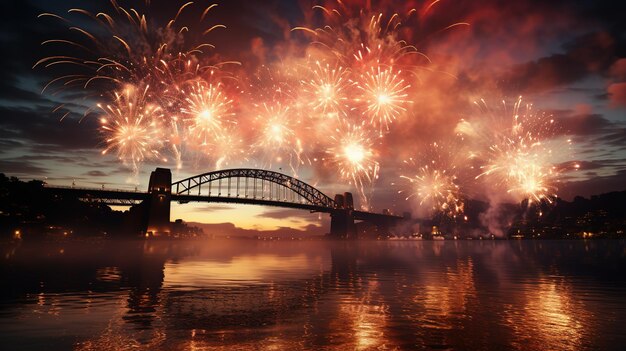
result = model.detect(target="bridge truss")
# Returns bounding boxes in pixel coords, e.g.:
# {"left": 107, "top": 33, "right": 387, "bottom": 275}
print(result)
{"left": 172, "top": 169, "right": 338, "bottom": 209}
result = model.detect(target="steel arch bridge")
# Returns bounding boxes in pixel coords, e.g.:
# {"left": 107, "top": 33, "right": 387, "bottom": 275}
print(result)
{"left": 171, "top": 168, "right": 338, "bottom": 212}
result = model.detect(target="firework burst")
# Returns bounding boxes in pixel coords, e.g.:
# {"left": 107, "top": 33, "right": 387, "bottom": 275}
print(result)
{"left": 397, "top": 142, "right": 465, "bottom": 217}
{"left": 399, "top": 164, "right": 464, "bottom": 217}
{"left": 180, "top": 79, "right": 235, "bottom": 152}
{"left": 355, "top": 66, "right": 411, "bottom": 134}
{"left": 300, "top": 60, "right": 353, "bottom": 119}
{"left": 326, "top": 122, "right": 379, "bottom": 209}
{"left": 459, "top": 97, "right": 577, "bottom": 206}
{"left": 99, "top": 84, "right": 164, "bottom": 175}
{"left": 251, "top": 101, "right": 305, "bottom": 174}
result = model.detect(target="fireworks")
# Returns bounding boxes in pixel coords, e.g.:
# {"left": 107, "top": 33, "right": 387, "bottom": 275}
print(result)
{"left": 251, "top": 102, "right": 306, "bottom": 173}
{"left": 36, "top": 0, "right": 237, "bottom": 171}
{"left": 400, "top": 165, "right": 463, "bottom": 216}
{"left": 36, "top": 1, "right": 225, "bottom": 93}
{"left": 294, "top": 6, "right": 425, "bottom": 68}
{"left": 300, "top": 61, "right": 353, "bottom": 119}
{"left": 99, "top": 84, "right": 164, "bottom": 175}
{"left": 397, "top": 142, "right": 465, "bottom": 217}
{"left": 461, "top": 97, "right": 574, "bottom": 206}
{"left": 355, "top": 66, "right": 411, "bottom": 134}
{"left": 326, "top": 123, "right": 379, "bottom": 209}
{"left": 477, "top": 140, "right": 560, "bottom": 205}
{"left": 213, "top": 130, "right": 249, "bottom": 169}
{"left": 180, "top": 80, "right": 235, "bottom": 151}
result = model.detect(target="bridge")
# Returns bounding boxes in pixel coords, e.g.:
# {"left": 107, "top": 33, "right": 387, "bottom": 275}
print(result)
{"left": 46, "top": 168, "right": 405, "bottom": 238}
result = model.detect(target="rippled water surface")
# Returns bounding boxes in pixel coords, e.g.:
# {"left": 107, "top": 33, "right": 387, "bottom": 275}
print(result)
{"left": 1, "top": 239, "right": 625, "bottom": 350}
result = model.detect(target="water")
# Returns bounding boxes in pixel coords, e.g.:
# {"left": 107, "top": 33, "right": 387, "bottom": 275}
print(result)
{"left": 1, "top": 239, "right": 625, "bottom": 350}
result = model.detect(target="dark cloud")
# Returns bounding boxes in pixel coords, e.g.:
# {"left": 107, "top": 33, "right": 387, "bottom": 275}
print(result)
{"left": 503, "top": 32, "right": 615, "bottom": 93}
{"left": 0, "top": 139, "right": 23, "bottom": 153}
{"left": 84, "top": 170, "right": 108, "bottom": 177}
{"left": 547, "top": 108, "right": 626, "bottom": 143}
{"left": 603, "top": 129, "right": 626, "bottom": 148}
{"left": 569, "top": 159, "right": 626, "bottom": 171}
{"left": 504, "top": 54, "right": 588, "bottom": 93}
{"left": 20, "top": 154, "right": 88, "bottom": 163}
{"left": 0, "top": 105, "right": 99, "bottom": 151}
{"left": 0, "top": 159, "right": 48, "bottom": 176}
{"left": 189, "top": 221, "right": 325, "bottom": 237}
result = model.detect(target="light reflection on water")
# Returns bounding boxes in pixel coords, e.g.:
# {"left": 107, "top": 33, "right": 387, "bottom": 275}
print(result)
{"left": 0, "top": 239, "right": 625, "bottom": 350}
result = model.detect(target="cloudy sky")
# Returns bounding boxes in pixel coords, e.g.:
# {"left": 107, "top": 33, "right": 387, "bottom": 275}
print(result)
{"left": 0, "top": 0, "right": 624, "bottom": 232}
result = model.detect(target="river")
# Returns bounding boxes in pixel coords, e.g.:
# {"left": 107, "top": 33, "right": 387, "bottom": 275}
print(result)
{"left": 0, "top": 239, "right": 624, "bottom": 350}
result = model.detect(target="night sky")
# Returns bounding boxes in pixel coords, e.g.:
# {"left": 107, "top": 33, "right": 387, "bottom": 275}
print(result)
{"left": 0, "top": 0, "right": 625, "bottom": 232}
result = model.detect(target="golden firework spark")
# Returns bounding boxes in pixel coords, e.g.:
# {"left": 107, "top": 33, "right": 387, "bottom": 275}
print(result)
{"left": 36, "top": 1, "right": 225, "bottom": 92}
{"left": 213, "top": 129, "right": 249, "bottom": 169}
{"left": 180, "top": 80, "right": 235, "bottom": 151}
{"left": 99, "top": 84, "right": 164, "bottom": 174}
{"left": 397, "top": 142, "right": 466, "bottom": 217}
{"left": 400, "top": 163, "right": 463, "bottom": 217}
{"left": 462, "top": 97, "right": 577, "bottom": 205}
{"left": 251, "top": 102, "right": 305, "bottom": 174}
{"left": 301, "top": 61, "right": 353, "bottom": 119}
{"left": 355, "top": 66, "right": 411, "bottom": 135}
{"left": 326, "top": 122, "right": 379, "bottom": 209}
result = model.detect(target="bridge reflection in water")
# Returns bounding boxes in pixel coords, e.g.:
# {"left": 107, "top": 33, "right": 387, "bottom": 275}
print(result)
{"left": 46, "top": 168, "right": 406, "bottom": 238}
{"left": 1, "top": 240, "right": 624, "bottom": 350}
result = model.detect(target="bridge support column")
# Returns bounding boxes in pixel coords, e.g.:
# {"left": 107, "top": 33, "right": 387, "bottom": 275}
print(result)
{"left": 146, "top": 168, "right": 172, "bottom": 236}
{"left": 330, "top": 209, "right": 356, "bottom": 239}
{"left": 329, "top": 192, "right": 357, "bottom": 239}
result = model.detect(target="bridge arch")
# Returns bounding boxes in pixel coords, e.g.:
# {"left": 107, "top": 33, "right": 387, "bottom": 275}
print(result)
{"left": 171, "top": 168, "right": 338, "bottom": 209}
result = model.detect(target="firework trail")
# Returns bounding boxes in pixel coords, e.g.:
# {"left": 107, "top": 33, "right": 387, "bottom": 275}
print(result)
{"left": 290, "top": 1, "right": 467, "bottom": 139}
{"left": 293, "top": 4, "right": 422, "bottom": 138}
{"left": 99, "top": 84, "right": 164, "bottom": 176}
{"left": 36, "top": 1, "right": 243, "bottom": 171}
{"left": 35, "top": 1, "right": 226, "bottom": 93}
{"left": 293, "top": 4, "right": 426, "bottom": 68}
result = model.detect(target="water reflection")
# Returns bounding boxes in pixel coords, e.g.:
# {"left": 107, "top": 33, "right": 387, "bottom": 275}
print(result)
{"left": 0, "top": 240, "right": 625, "bottom": 350}
{"left": 504, "top": 279, "right": 591, "bottom": 351}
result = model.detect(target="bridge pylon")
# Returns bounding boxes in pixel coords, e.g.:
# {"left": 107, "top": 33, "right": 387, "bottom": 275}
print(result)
{"left": 329, "top": 192, "right": 357, "bottom": 239}
{"left": 146, "top": 168, "right": 172, "bottom": 236}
